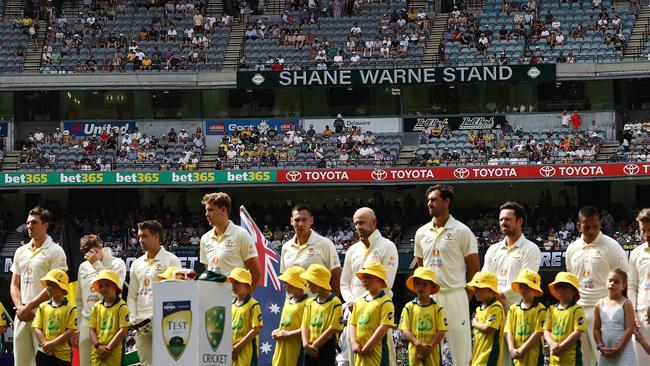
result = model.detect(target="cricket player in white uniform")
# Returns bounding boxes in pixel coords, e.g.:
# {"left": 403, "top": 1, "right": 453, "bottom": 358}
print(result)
{"left": 566, "top": 206, "right": 629, "bottom": 366}
{"left": 127, "top": 220, "right": 181, "bottom": 365}
{"left": 199, "top": 192, "right": 262, "bottom": 289}
{"left": 10, "top": 207, "right": 68, "bottom": 366}
{"left": 76, "top": 234, "right": 126, "bottom": 366}
{"left": 628, "top": 208, "right": 650, "bottom": 364}
{"left": 482, "top": 201, "right": 541, "bottom": 366}
{"left": 414, "top": 185, "right": 480, "bottom": 366}
{"left": 281, "top": 203, "right": 342, "bottom": 296}
{"left": 340, "top": 207, "right": 399, "bottom": 366}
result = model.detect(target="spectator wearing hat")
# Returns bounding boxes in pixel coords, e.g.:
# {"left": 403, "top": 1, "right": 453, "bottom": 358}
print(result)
{"left": 467, "top": 271, "right": 505, "bottom": 366}
{"left": 89, "top": 270, "right": 129, "bottom": 366}
{"left": 32, "top": 269, "right": 77, "bottom": 366}
{"left": 334, "top": 114, "right": 345, "bottom": 133}
{"left": 399, "top": 267, "right": 447, "bottom": 366}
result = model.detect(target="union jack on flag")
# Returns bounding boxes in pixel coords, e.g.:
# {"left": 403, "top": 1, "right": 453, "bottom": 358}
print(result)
{"left": 239, "top": 206, "right": 286, "bottom": 365}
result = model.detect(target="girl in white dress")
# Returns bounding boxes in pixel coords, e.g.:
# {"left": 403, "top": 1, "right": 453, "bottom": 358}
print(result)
{"left": 593, "top": 268, "right": 637, "bottom": 366}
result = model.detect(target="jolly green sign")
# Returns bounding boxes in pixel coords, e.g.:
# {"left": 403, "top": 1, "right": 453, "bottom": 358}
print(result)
{"left": 0, "top": 170, "right": 276, "bottom": 187}
{"left": 237, "top": 65, "right": 556, "bottom": 89}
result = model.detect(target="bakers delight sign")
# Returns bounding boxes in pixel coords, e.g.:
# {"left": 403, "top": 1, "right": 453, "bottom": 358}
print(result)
{"left": 404, "top": 115, "right": 506, "bottom": 131}
{"left": 277, "top": 163, "right": 648, "bottom": 183}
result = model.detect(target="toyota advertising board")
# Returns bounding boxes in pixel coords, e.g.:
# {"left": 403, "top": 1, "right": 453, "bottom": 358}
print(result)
{"left": 205, "top": 118, "right": 300, "bottom": 135}
{"left": 276, "top": 163, "right": 650, "bottom": 183}
{"left": 304, "top": 117, "right": 400, "bottom": 133}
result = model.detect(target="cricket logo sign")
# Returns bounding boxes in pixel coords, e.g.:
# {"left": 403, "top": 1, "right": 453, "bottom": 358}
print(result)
{"left": 162, "top": 300, "right": 192, "bottom": 361}
{"left": 205, "top": 306, "right": 226, "bottom": 352}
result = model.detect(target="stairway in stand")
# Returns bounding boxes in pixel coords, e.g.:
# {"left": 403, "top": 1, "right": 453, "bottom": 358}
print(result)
{"left": 624, "top": 8, "right": 650, "bottom": 60}
{"left": 223, "top": 21, "right": 245, "bottom": 70}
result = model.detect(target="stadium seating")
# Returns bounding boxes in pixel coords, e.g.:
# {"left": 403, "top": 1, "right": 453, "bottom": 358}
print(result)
{"left": 443, "top": 0, "right": 634, "bottom": 65}
{"left": 241, "top": 1, "right": 430, "bottom": 69}
{"left": 39, "top": 0, "right": 229, "bottom": 73}
{"left": 412, "top": 127, "right": 603, "bottom": 166}
{"left": 0, "top": 20, "right": 28, "bottom": 73}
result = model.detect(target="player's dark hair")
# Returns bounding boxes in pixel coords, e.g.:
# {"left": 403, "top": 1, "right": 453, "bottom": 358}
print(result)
{"left": 291, "top": 203, "right": 312, "bottom": 215}
{"left": 28, "top": 206, "right": 51, "bottom": 224}
{"left": 80, "top": 234, "right": 102, "bottom": 254}
{"left": 425, "top": 185, "right": 454, "bottom": 204}
{"left": 499, "top": 201, "right": 526, "bottom": 224}
{"left": 578, "top": 206, "right": 600, "bottom": 220}
{"left": 137, "top": 220, "right": 164, "bottom": 239}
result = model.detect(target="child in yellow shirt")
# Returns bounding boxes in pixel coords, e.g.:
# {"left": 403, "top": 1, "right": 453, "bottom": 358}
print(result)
{"left": 467, "top": 271, "right": 504, "bottom": 366}
{"left": 505, "top": 269, "right": 547, "bottom": 366}
{"left": 399, "top": 267, "right": 447, "bottom": 366}
{"left": 89, "top": 270, "right": 129, "bottom": 366}
{"left": 543, "top": 271, "right": 587, "bottom": 366}
{"left": 228, "top": 268, "right": 263, "bottom": 366}
{"left": 300, "top": 264, "right": 343, "bottom": 366}
{"left": 349, "top": 262, "right": 395, "bottom": 366}
{"left": 32, "top": 269, "right": 77, "bottom": 366}
{"left": 272, "top": 266, "right": 308, "bottom": 366}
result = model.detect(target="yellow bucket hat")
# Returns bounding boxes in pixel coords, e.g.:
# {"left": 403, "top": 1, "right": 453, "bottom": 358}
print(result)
{"left": 466, "top": 271, "right": 500, "bottom": 295}
{"left": 157, "top": 266, "right": 180, "bottom": 281}
{"left": 92, "top": 269, "right": 123, "bottom": 293}
{"left": 227, "top": 267, "right": 253, "bottom": 286}
{"left": 40, "top": 269, "right": 69, "bottom": 294}
{"left": 299, "top": 264, "right": 332, "bottom": 291}
{"left": 356, "top": 262, "right": 388, "bottom": 288}
{"left": 406, "top": 267, "right": 440, "bottom": 294}
{"left": 549, "top": 271, "right": 580, "bottom": 300}
{"left": 278, "top": 266, "right": 307, "bottom": 291}
{"left": 511, "top": 268, "right": 543, "bottom": 297}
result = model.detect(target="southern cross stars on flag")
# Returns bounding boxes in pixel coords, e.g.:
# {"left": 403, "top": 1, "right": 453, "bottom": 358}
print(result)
{"left": 240, "top": 206, "right": 286, "bottom": 366}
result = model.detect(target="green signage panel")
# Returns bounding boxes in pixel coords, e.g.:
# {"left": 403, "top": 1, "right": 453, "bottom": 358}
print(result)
{"left": 0, "top": 171, "right": 276, "bottom": 187}
{"left": 237, "top": 65, "right": 556, "bottom": 88}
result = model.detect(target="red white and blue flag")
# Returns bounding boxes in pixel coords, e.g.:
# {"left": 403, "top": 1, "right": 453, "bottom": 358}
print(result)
{"left": 239, "top": 206, "right": 285, "bottom": 365}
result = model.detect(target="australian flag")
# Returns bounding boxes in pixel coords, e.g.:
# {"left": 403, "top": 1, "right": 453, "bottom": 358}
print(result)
{"left": 239, "top": 206, "right": 285, "bottom": 366}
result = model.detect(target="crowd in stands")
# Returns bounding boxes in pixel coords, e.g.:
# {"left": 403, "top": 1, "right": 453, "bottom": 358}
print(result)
{"left": 612, "top": 121, "right": 650, "bottom": 162}
{"left": 213, "top": 122, "right": 397, "bottom": 170}
{"left": 17, "top": 125, "right": 205, "bottom": 170}
{"left": 35, "top": 0, "right": 232, "bottom": 74}
{"left": 410, "top": 115, "right": 603, "bottom": 166}
{"left": 240, "top": 1, "right": 431, "bottom": 70}
{"left": 439, "top": 0, "right": 637, "bottom": 65}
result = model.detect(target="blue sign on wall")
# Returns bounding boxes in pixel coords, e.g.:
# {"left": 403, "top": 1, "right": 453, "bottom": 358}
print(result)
{"left": 0, "top": 122, "right": 7, "bottom": 137}
{"left": 63, "top": 121, "right": 137, "bottom": 136}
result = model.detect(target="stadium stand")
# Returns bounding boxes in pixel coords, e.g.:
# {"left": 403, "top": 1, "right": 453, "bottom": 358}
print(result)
{"left": 0, "top": 18, "right": 29, "bottom": 73}
{"left": 610, "top": 121, "right": 650, "bottom": 161}
{"left": 241, "top": 1, "right": 431, "bottom": 70}
{"left": 411, "top": 125, "right": 604, "bottom": 166}
{"left": 37, "top": 0, "right": 230, "bottom": 74}
{"left": 442, "top": 0, "right": 636, "bottom": 65}
{"left": 16, "top": 126, "right": 205, "bottom": 170}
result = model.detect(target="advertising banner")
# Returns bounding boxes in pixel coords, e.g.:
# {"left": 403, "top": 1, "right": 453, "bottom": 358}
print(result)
{"left": 305, "top": 117, "right": 400, "bottom": 133}
{"left": 0, "top": 170, "right": 276, "bottom": 187}
{"left": 205, "top": 118, "right": 300, "bottom": 135}
{"left": 0, "top": 122, "right": 7, "bottom": 137}
{"left": 153, "top": 281, "right": 232, "bottom": 366}
{"left": 62, "top": 120, "right": 137, "bottom": 136}
{"left": 237, "top": 65, "right": 556, "bottom": 88}
{"left": 2, "top": 163, "right": 650, "bottom": 187}
{"left": 403, "top": 115, "right": 507, "bottom": 131}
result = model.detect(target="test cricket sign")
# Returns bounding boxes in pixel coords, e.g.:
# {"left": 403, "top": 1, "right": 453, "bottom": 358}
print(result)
{"left": 154, "top": 281, "right": 232, "bottom": 366}
{"left": 237, "top": 65, "right": 555, "bottom": 88}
